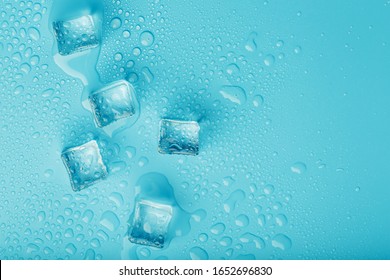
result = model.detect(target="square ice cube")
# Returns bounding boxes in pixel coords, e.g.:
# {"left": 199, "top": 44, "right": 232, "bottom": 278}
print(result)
{"left": 129, "top": 200, "right": 173, "bottom": 248}
{"left": 158, "top": 119, "right": 200, "bottom": 155}
{"left": 53, "top": 15, "right": 100, "bottom": 56}
{"left": 61, "top": 140, "right": 107, "bottom": 191}
{"left": 89, "top": 80, "right": 136, "bottom": 127}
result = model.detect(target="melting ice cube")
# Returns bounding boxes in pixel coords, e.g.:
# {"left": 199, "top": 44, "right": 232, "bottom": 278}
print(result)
{"left": 61, "top": 140, "right": 107, "bottom": 191}
{"left": 158, "top": 119, "right": 200, "bottom": 156}
{"left": 89, "top": 80, "right": 137, "bottom": 128}
{"left": 53, "top": 15, "right": 100, "bottom": 56}
{"left": 128, "top": 200, "right": 173, "bottom": 248}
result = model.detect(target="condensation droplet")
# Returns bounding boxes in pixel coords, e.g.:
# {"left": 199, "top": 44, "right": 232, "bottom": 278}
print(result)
{"left": 139, "top": 31, "right": 155, "bottom": 47}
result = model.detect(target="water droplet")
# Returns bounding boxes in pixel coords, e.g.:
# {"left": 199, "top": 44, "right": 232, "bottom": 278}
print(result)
{"left": 253, "top": 95, "right": 264, "bottom": 107}
{"left": 223, "top": 190, "right": 245, "bottom": 213}
{"left": 44, "top": 169, "right": 53, "bottom": 178}
{"left": 245, "top": 32, "right": 257, "bottom": 52}
{"left": 239, "top": 233, "right": 265, "bottom": 249}
{"left": 27, "top": 243, "right": 39, "bottom": 254}
{"left": 141, "top": 67, "right": 154, "bottom": 83}
{"left": 100, "top": 211, "right": 120, "bottom": 232}
{"left": 191, "top": 209, "right": 207, "bottom": 222}
{"left": 263, "top": 184, "right": 274, "bottom": 195}
{"left": 291, "top": 162, "right": 307, "bottom": 174}
{"left": 219, "top": 85, "right": 247, "bottom": 105}
{"left": 210, "top": 223, "right": 226, "bottom": 235}
{"left": 138, "top": 247, "right": 151, "bottom": 257}
{"left": 139, "top": 31, "right": 155, "bottom": 47}
{"left": 235, "top": 214, "right": 249, "bottom": 227}
{"left": 114, "top": 52, "right": 123, "bottom": 61}
{"left": 264, "top": 54, "right": 275, "bottom": 66}
{"left": 219, "top": 236, "right": 233, "bottom": 246}
{"left": 198, "top": 233, "right": 208, "bottom": 242}
{"left": 82, "top": 210, "right": 94, "bottom": 223}
{"left": 125, "top": 146, "right": 136, "bottom": 159}
{"left": 122, "top": 30, "right": 131, "bottom": 38}
{"left": 37, "top": 211, "right": 46, "bottom": 222}
{"left": 275, "top": 214, "right": 288, "bottom": 226}
{"left": 271, "top": 234, "right": 292, "bottom": 250}
{"left": 84, "top": 249, "right": 96, "bottom": 260}
{"left": 41, "top": 88, "right": 54, "bottom": 98}
{"left": 189, "top": 246, "right": 209, "bottom": 260}
{"left": 226, "top": 63, "right": 240, "bottom": 75}
{"left": 28, "top": 27, "right": 40, "bottom": 41}
{"left": 14, "top": 85, "right": 24, "bottom": 95}
{"left": 138, "top": 157, "right": 149, "bottom": 167}
{"left": 65, "top": 243, "right": 77, "bottom": 255}
{"left": 294, "top": 46, "right": 302, "bottom": 54}
{"left": 110, "top": 17, "right": 122, "bottom": 30}
{"left": 109, "top": 192, "right": 124, "bottom": 207}
{"left": 133, "top": 47, "right": 141, "bottom": 56}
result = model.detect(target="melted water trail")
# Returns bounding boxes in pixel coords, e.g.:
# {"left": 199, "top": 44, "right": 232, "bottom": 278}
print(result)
{"left": 49, "top": 0, "right": 103, "bottom": 110}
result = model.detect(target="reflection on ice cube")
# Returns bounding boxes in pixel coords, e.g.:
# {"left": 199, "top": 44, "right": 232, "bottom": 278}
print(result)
{"left": 61, "top": 140, "right": 107, "bottom": 191}
{"left": 129, "top": 200, "right": 173, "bottom": 248}
{"left": 89, "top": 80, "right": 137, "bottom": 128}
{"left": 53, "top": 15, "right": 100, "bottom": 56}
{"left": 158, "top": 119, "right": 200, "bottom": 156}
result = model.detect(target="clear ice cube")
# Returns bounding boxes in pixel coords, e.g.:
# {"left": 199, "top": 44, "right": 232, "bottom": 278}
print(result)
{"left": 53, "top": 15, "right": 100, "bottom": 56}
{"left": 158, "top": 119, "right": 200, "bottom": 155}
{"left": 89, "top": 80, "right": 137, "bottom": 128}
{"left": 61, "top": 140, "right": 107, "bottom": 191}
{"left": 129, "top": 200, "right": 173, "bottom": 248}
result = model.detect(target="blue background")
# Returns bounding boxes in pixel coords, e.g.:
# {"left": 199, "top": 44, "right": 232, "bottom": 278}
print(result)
{"left": 0, "top": 0, "right": 389, "bottom": 259}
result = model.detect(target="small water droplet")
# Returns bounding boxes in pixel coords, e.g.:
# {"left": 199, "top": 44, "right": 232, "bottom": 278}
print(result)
{"left": 253, "top": 95, "right": 264, "bottom": 107}
{"left": 110, "top": 17, "right": 122, "bottom": 30}
{"left": 44, "top": 169, "right": 53, "bottom": 178}
{"left": 226, "top": 63, "right": 240, "bottom": 75}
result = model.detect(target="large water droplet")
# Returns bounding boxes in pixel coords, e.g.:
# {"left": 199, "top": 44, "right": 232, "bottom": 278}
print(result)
{"left": 28, "top": 27, "right": 40, "bottom": 41}
{"left": 219, "top": 86, "right": 247, "bottom": 105}
{"left": 235, "top": 214, "right": 249, "bottom": 227}
{"left": 210, "top": 223, "right": 226, "bottom": 235}
{"left": 139, "top": 31, "right": 155, "bottom": 47}
{"left": 223, "top": 190, "right": 245, "bottom": 213}
{"left": 100, "top": 211, "right": 120, "bottom": 232}
{"left": 189, "top": 246, "right": 209, "bottom": 260}
{"left": 65, "top": 243, "right": 77, "bottom": 255}
{"left": 239, "top": 233, "right": 265, "bottom": 249}
{"left": 271, "top": 234, "right": 292, "bottom": 250}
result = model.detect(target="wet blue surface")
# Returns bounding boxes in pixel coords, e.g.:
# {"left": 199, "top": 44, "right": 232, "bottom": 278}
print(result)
{"left": 0, "top": 0, "right": 390, "bottom": 259}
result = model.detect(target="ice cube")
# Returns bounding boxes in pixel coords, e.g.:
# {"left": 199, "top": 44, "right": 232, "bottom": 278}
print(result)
{"left": 61, "top": 140, "right": 107, "bottom": 191}
{"left": 89, "top": 80, "right": 137, "bottom": 127}
{"left": 158, "top": 119, "right": 200, "bottom": 155}
{"left": 53, "top": 15, "right": 100, "bottom": 56}
{"left": 129, "top": 200, "right": 173, "bottom": 248}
